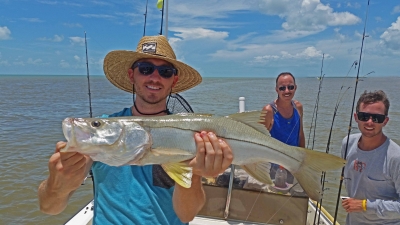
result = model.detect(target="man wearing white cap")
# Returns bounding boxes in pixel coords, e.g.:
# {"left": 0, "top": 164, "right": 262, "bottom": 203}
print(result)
{"left": 38, "top": 35, "right": 233, "bottom": 224}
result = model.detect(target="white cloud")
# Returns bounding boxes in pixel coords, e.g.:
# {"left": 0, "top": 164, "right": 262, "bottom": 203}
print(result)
{"left": 91, "top": 1, "right": 113, "bottom": 6}
{"left": 13, "top": 61, "right": 25, "bottom": 66}
{"left": 60, "top": 60, "right": 70, "bottom": 68}
{"left": 38, "top": 1, "right": 82, "bottom": 7}
{"left": 171, "top": 27, "right": 229, "bottom": 40}
{"left": 79, "top": 14, "right": 115, "bottom": 19}
{"left": 380, "top": 17, "right": 400, "bottom": 50}
{"left": 0, "top": 26, "right": 11, "bottom": 40}
{"left": 0, "top": 60, "right": 9, "bottom": 66}
{"left": 334, "top": 28, "right": 346, "bottom": 41}
{"left": 393, "top": 5, "right": 400, "bottom": 14}
{"left": 38, "top": 35, "right": 64, "bottom": 42}
{"left": 38, "top": 1, "right": 57, "bottom": 5}
{"left": 74, "top": 55, "right": 80, "bottom": 61}
{"left": 259, "top": 0, "right": 360, "bottom": 32}
{"left": 53, "top": 35, "right": 64, "bottom": 42}
{"left": 27, "top": 58, "right": 43, "bottom": 64}
{"left": 20, "top": 18, "right": 44, "bottom": 22}
{"left": 0, "top": 52, "right": 9, "bottom": 66}
{"left": 63, "top": 23, "right": 82, "bottom": 28}
{"left": 254, "top": 46, "right": 326, "bottom": 63}
{"left": 171, "top": 0, "right": 255, "bottom": 19}
{"left": 69, "top": 36, "right": 85, "bottom": 46}
{"left": 346, "top": 2, "right": 361, "bottom": 9}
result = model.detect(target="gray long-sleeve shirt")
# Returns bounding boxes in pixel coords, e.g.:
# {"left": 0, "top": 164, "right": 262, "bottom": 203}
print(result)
{"left": 342, "top": 133, "right": 400, "bottom": 224}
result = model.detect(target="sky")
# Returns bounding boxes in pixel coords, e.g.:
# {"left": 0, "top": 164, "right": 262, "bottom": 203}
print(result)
{"left": 0, "top": 0, "right": 399, "bottom": 78}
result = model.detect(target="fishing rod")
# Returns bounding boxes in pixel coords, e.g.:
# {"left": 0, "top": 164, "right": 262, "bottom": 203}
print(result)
{"left": 333, "top": 0, "right": 371, "bottom": 223}
{"left": 307, "top": 54, "right": 325, "bottom": 149}
{"left": 143, "top": 0, "right": 148, "bottom": 36}
{"left": 314, "top": 86, "right": 351, "bottom": 225}
{"left": 84, "top": 31, "right": 93, "bottom": 118}
{"left": 83, "top": 31, "right": 95, "bottom": 195}
{"left": 312, "top": 59, "right": 357, "bottom": 224}
{"left": 159, "top": 0, "right": 165, "bottom": 35}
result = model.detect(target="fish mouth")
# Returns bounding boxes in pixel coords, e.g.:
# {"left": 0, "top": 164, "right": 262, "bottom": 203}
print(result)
{"left": 62, "top": 118, "right": 97, "bottom": 145}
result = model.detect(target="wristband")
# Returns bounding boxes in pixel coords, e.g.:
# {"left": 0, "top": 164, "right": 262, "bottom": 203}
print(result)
{"left": 362, "top": 199, "right": 367, "bottom": 211}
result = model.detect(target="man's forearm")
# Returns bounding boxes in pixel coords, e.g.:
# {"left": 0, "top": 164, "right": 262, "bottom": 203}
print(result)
{"left": 368, "top": 199, "right": 400, "bottom": 218}
{"left": 38, "top": 179, "right": 72, "bottom": 215}
{"left": 173, "top": 174, "right": 206, "bottom": 223}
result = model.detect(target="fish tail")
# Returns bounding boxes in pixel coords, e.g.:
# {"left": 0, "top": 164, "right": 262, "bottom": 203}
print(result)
{"left": 292, "top": 149, "right": 346, "bottom": 201}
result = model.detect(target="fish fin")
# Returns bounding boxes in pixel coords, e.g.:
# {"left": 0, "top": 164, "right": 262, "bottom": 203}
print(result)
{"left": 161, "top": 162, "right": 192, "bottom": 188}
{"left": 240, "top": 162, "right": 273, "bottom": 185}
{"left": 175, "top": 113, "right": 213, "bottom": 117}
{"left": 152, "top": 147, "right": 193, "bottom": 156}
{"left": 292, "top": 148, "right": 346, "bottom": 201}
{"left": 226, "top": 111, "right": 270, "bottom": 136}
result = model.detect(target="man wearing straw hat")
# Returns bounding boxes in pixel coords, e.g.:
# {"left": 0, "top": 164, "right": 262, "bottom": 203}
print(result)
{"left": 38, "top": 35, "right": 233, "bottom": 224}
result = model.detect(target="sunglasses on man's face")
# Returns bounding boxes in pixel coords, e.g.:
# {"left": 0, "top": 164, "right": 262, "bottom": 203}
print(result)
{"left": 356, "top": 112, "right": 386, "bottom": 123}
{"left": 278, "top": 85, "right": 295, "bottom": 91}
{"left": 132, "top": 62, "right": 177, "bottom": 78}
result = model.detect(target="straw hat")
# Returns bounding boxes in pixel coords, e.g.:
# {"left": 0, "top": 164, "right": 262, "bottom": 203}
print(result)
{"left": 103, "top": 35, "right": 202, "bottom": 93}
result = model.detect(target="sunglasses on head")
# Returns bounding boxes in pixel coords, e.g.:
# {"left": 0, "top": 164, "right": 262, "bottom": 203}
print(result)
{"left": 278, "top": 85, "right": 295, "bottom": 91}
{"left": 132, "top": 62, "right": 177, "bottom": 78}
{"left": 356, "top": 112, "right": 386, "bottom": 123}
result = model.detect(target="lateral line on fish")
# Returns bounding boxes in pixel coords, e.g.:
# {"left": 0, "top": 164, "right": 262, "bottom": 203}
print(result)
{"left": 146, "top": 125, "right": 301, "bottom": 165}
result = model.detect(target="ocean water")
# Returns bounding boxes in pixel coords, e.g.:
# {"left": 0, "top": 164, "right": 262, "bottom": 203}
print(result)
{"left": 0, "top": 75, "right": 399, "bottom": 225}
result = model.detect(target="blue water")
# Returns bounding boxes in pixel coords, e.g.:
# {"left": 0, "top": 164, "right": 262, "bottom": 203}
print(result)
{"left": 0, "top": 75, "right": 399, "bottom": 224}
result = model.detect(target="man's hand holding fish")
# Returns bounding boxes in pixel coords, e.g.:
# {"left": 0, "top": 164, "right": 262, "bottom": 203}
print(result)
{"left": 189, "top": 131, "right": 233, "bottom": 178}
{"left": 38, "top": 141, "right": 91, "bottom": 215}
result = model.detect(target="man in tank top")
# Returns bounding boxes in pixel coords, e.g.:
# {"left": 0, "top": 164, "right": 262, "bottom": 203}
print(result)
{"left": 261, "top": 72, "right": 305, "bottom": 183}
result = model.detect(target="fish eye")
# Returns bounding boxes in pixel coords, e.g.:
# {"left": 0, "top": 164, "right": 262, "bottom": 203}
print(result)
{"left": 91, "top": 121, "right": 101, "bottom": 128}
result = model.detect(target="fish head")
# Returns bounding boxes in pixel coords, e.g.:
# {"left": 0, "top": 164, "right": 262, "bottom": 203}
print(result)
{"left": 63, "top": 117, "right": 124, "bottom": 146}
{"left": 62, "top": 117, "right": 151, "bottom": 165}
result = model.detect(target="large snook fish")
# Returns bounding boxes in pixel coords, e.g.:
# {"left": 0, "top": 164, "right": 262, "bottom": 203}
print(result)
{"left": 61, "top": 111, "right": 345, "bottom": 201}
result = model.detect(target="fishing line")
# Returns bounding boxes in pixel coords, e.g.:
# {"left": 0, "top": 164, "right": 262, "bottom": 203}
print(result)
{"left": 314, "top": 86, "right": 351, "bottom": 225}
{"left": 333, "top": 0, "right": 371, "bottom": 223}
{"left": 313, "top": 59, "right": 355, "bottom": 225}
{"left": 307, "top": 54, "right": 325, "bottom": 149}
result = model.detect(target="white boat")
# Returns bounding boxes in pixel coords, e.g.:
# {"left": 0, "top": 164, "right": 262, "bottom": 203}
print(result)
{"left": 65, "top": 177, "right": 337, "bottom": 225}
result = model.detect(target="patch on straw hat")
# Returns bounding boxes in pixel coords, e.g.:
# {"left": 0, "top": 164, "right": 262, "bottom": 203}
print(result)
{"left": 103, "top": 35, "right": 202, "bottom": 93}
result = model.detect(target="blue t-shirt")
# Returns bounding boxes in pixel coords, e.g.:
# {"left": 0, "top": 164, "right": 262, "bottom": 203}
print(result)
{"left": 92, "top": 108, "right": 187, "bottom": 225}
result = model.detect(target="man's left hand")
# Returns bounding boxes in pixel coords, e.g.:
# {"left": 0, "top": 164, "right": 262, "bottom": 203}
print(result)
{"left": 342, "top": 198, "right": 364, "bottom": 213}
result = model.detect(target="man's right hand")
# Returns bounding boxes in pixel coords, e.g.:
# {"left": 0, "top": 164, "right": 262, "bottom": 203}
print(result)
{"left": 46, "top": 141, "right": 89, "bottom": 197}
{"left": 39, "top": 141, "right": 92, "bottom": 215}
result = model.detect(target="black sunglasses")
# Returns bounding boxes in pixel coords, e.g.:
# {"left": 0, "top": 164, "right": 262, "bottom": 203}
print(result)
{"left": 356, "top": 112, "right": 386, "bottom": 123}
{"left": 132, "top": 62, "right": 177, "bottom": 78}
{"left": 278, "top": 85, "right": 295, "bottom": 91}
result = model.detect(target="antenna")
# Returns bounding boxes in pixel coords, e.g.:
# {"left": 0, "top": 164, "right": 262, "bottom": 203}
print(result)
{"left": 84, "top": 31, "right": 93, "bottom": 118}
